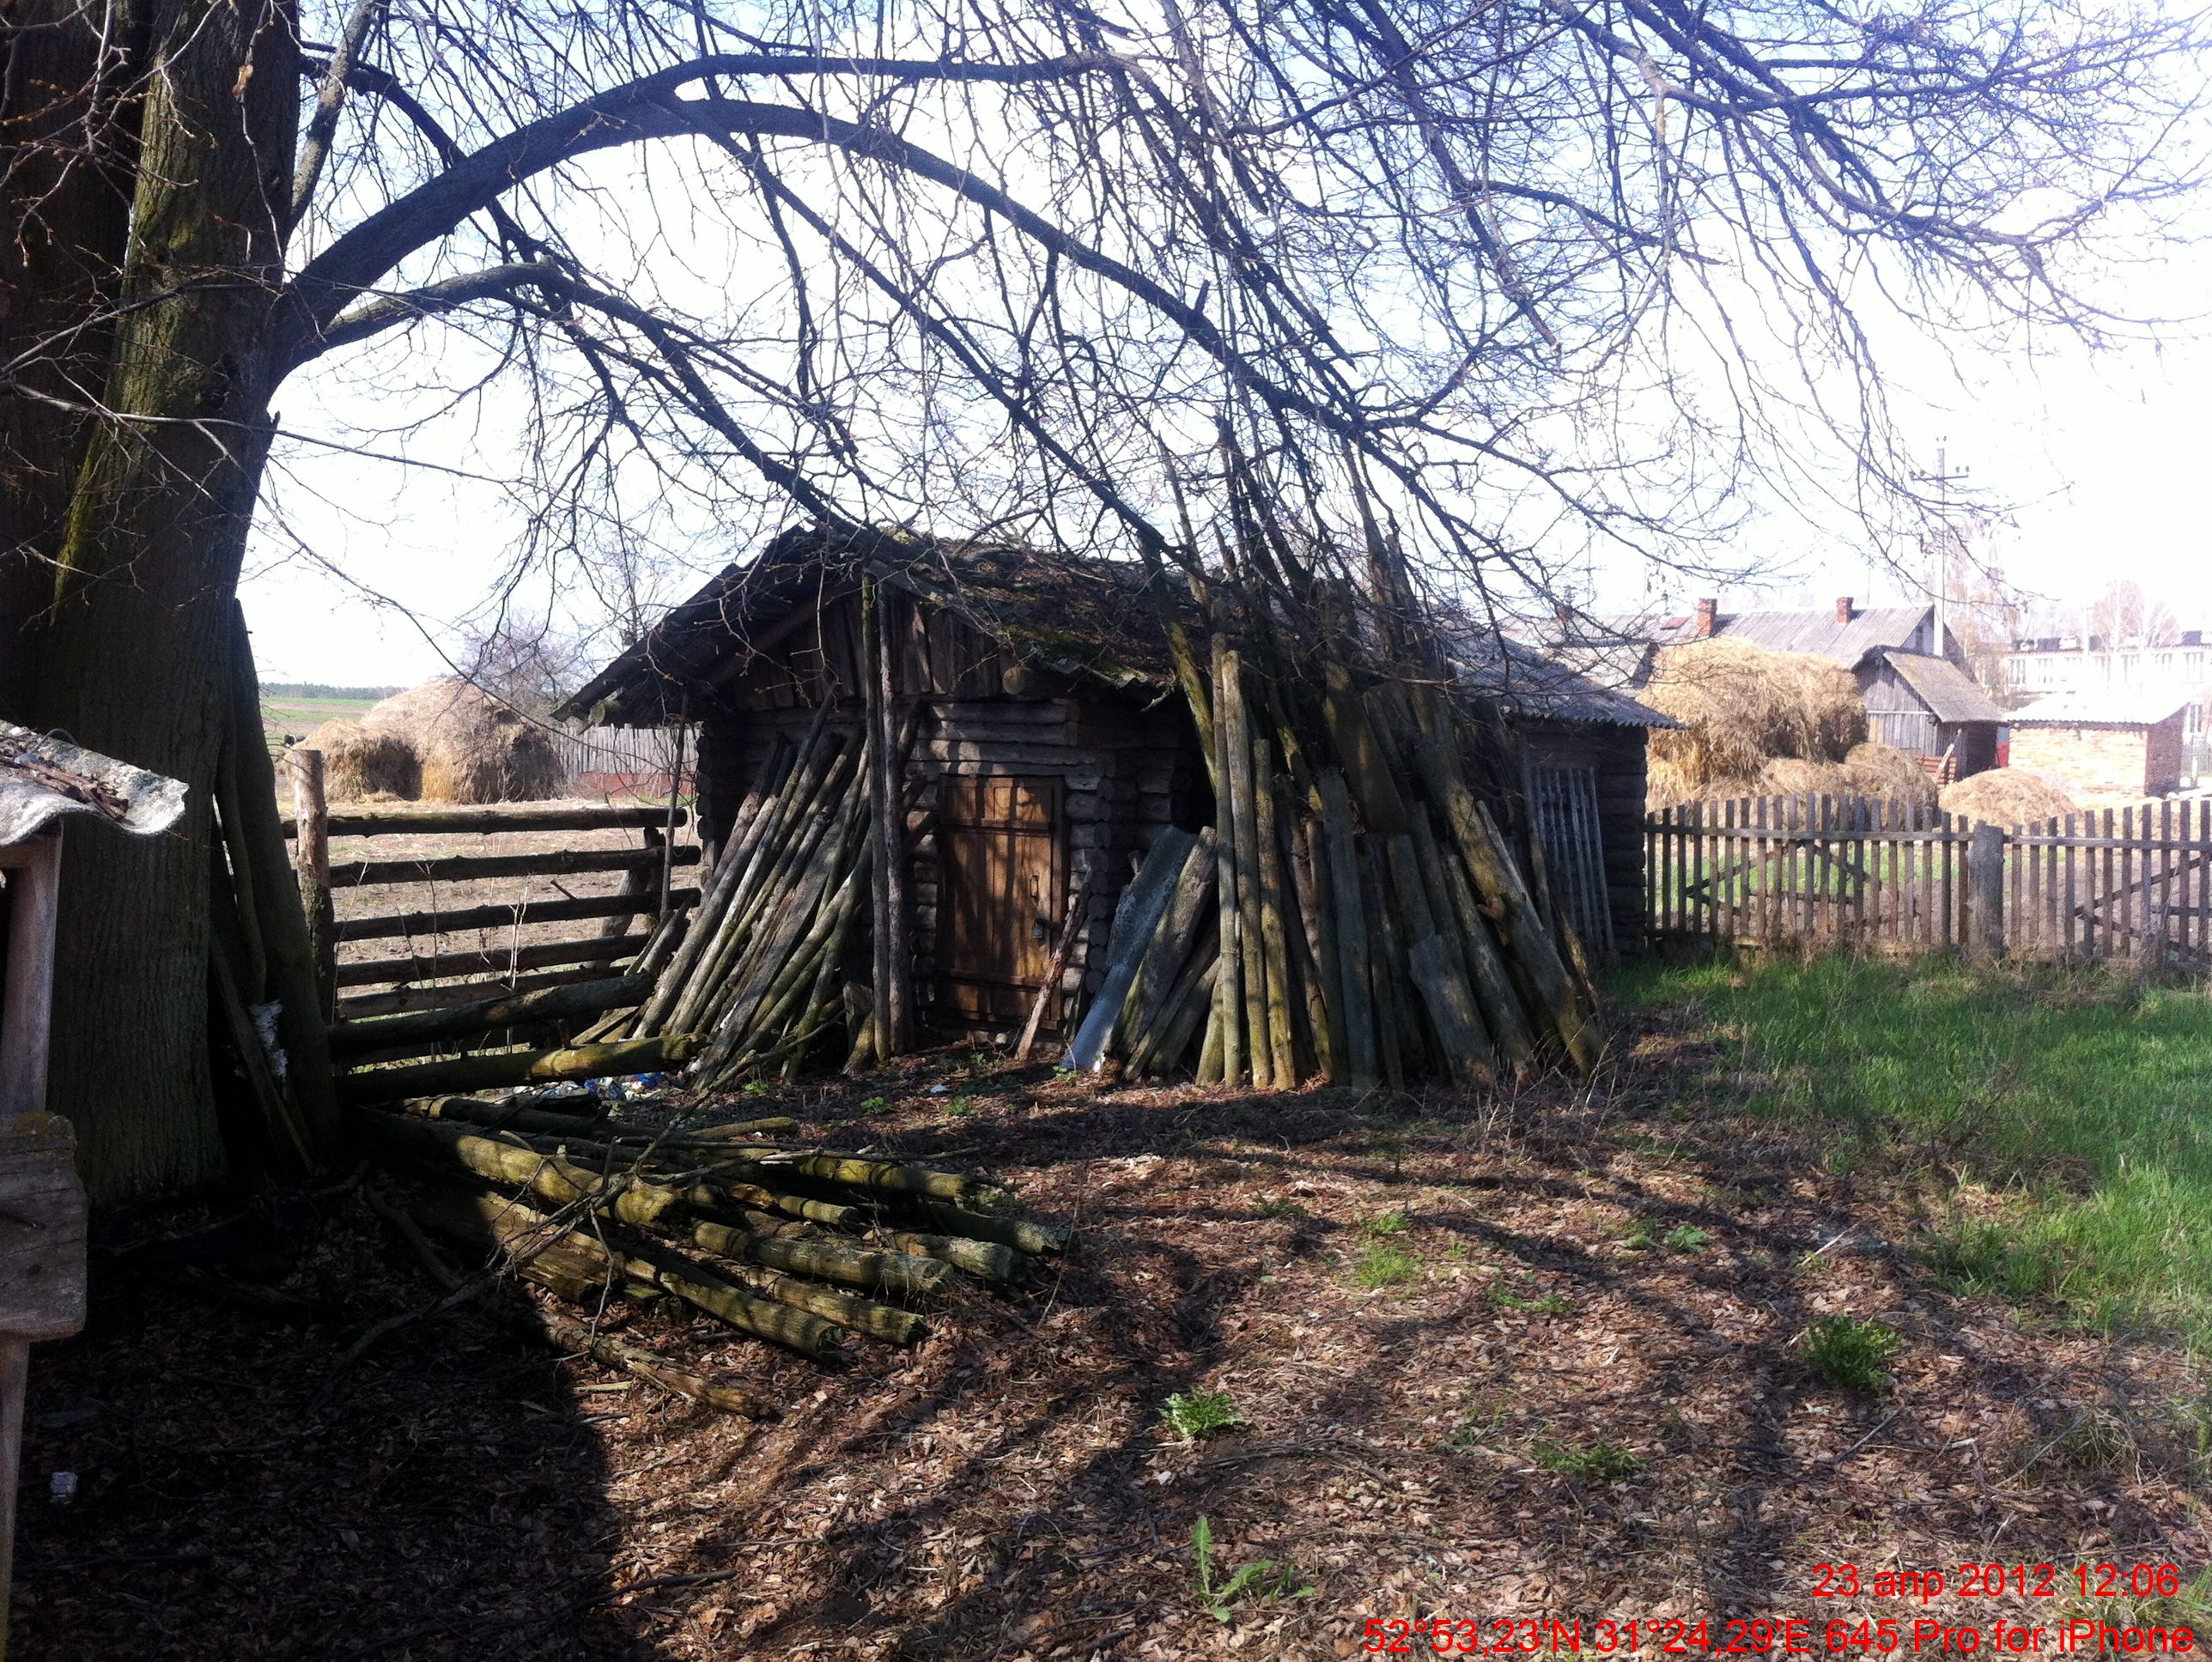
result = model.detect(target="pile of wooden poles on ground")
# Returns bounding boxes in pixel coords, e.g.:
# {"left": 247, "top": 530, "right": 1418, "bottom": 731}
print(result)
{"left": 1072, "top": 497, "right": 1604, "bottom": 1089}
{"left": 617, "top": 702, "right": 891, "bottom": 1087}
{"left": 356, "top": 1091, "right": 1063, "bottom": 1407}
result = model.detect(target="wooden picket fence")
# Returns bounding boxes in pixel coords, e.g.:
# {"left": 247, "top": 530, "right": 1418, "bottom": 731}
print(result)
{"left": 1646, "top": 794, "right": 2212, "bottom": 967}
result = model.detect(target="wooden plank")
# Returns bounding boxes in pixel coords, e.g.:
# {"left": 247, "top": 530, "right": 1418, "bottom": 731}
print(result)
{"left": 293, "top": 748, "right": 336, "bottom": 1015}
{"left": 288, "top": 805, "right": 690, "bottom": 837}
{"left": 0, "top": 832, "right": 59, "bottom": 1119}
{"left": 336, "top": 963, "right": 634, "bottom": 1019}
{"left": 337, "top": 932, "right": 648, "bottom": 989}
{"left": 329, "top": 845, "right": 699, "bottom": 888}
{"left": 335, "top": 1034, "right": 700, "bottom": 1105}
{"left": 328, "top": 974, "right": 653, "bottom": 1056}
{"left": 335, "top": 886, "right": 699, "bottom": 943}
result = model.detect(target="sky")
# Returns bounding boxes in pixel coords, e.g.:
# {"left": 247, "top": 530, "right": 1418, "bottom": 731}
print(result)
{"left": 236, "top": 99, "right": 2212, "bottom": 689}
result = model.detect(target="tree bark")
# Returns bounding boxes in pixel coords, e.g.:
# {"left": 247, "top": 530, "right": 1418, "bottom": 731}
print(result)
{"left": 33, "top": 0, "right": 300, "bottom": 1202}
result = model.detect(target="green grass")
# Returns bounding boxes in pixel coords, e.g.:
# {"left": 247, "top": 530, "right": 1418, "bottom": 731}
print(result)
{"left": 1190, "top": 1515, "right": 1312, "bottom": 1622}
{"left": 1352, "top": 1240, "right": 1421, "bottom": 1289}
{"left": 1489, "top": 1285, "right": 1574, "bottom": 1316}
{"left": 1620, "top": 955, "right": 2212, "bottom": 1344}
{"left": 1530, "top": 1437, "right": 1644, "bottom": 1483}
{"left": 1796, "top": 1316, "right": 1905, "bottom": 1392}
{"left": 1161, "top": 1388, "right": 1245, "bottom": 1442}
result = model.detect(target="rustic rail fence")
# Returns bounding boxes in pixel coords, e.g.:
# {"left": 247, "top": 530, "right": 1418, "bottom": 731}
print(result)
{"left": 279, "top": 793, "right": 701, "bottom": 1025}
{"left": 1647, "top": 793, "right": 2212, "bottom": 967}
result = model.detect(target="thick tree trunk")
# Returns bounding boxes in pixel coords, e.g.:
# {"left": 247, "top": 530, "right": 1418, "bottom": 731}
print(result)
{"left": 33, "top": 0, "right": 299, "bottom": 1202}
{"left": 0, "top": 0, "right": 150, "bottom": 721}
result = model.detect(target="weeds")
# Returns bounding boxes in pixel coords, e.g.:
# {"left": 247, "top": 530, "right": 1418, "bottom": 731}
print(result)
{"left": 1359, "top": 1211, "right": 1408, "bottom": 1239}
{"left": 1797, "top": 1316, "right": 1905, "bottom": 1392}
{"left": 1161, "top": 1388, "right": 1245, "bottom": 1442}
{"left": 1254, "top": 1198, "right": 1310, "bottom": 1221}
{"left": 860, "top": 1096, "right": 887, "bottom": 1110}
{"left": 1531, "top": 1437, "right": 1644, "bottom": 1483}
{"left": 1619, "top": 1219, "right": 1659, "bottom": 1252}
{"left": 945, "top": 1096, "right": 979, "bottom": 1118}
{"left": 1190, "top": 1515, "right": 1312, "bottom": 1623}
{"left": 1663, "top": 1224, "right": 1711, "bottom": 1253}
{"left": 1353, "top": 1240, "right": 1421, "bottom": 1289}
{"left": 1489, "top": 1286, "right": 1574, "bottom": 1316}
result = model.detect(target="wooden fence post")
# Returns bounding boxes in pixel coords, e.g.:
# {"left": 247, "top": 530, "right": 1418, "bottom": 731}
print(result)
{"left": 291, "top": 749, "right": 336, "bottom": 1018}
{"left": 1969, "top": 822, "right": 2006, "bottom": 965}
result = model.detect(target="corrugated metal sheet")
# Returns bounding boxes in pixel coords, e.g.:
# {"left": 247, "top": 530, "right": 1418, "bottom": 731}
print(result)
{"left": 0, "top": 722, "right": 185, "bottom": 847}
{"left": 2009, "top": 691, "right": 2191, "bottom": 726}
{"left": 1876, "top": 651, "right": 2002, "bottom": 724}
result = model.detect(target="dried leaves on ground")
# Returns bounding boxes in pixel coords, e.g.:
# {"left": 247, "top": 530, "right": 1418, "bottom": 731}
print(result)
{"left": 15, "top": 1003, "right": 2209, "bottom": 1659}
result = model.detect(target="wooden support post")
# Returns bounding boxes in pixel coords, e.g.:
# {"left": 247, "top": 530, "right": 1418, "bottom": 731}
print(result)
{"left": 1970, "top": 822, "right": 2006, "bottom": 966}
{"left": 0, "top": 831, "right": 84, "bottom": 1662}
{"left": 291, "top": 748, "right": 336, "bottom": 1020}
{"left": 1015, "top": 885, "right": 1090, "bottom": 1062}
{"left": 862, "top": 579, "right": 909, "bottom": 1058}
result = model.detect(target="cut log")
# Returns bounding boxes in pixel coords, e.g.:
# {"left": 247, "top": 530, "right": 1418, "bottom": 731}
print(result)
{"left": 701, "top": 1256, "right": 925, "bottom": 1345}
{"left": 335, "top": 1035, "right": 699, "bottom": 1105}
{"left": 684, "top": 1217, "right": 951, "bottom": 1296}
{"left": 347, "top": 1110, "right": 686, "bottom": 1229}
{"left": 328, "top": 975, "right": 653, "bottom": 1057}
{"left": 896, "top": 1198, "right": 1068, "bottom": 1257}
{"left": 533, "top": 1312, "right": 774, "bottom": 1416}
{"left": 1317, "top": 773, "right": 1379, "bottom": 1088}
{"left": 888, "top": 1231, "right": 1018, "bottom": 1282}
{"left": 399, "top": 1096, "right": 623, "bottom": 1138}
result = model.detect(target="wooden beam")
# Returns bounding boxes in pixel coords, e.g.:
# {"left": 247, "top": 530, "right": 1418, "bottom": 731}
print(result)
{"left": 328, "top": 845, "right": 698, "bottom": 888}
{"left": 334, "top": 886, "right": 699, "bottom": 943}
{"left": 327, "top": 974, "right": 654, "bottom": 1056}
{"left": 337, "top": 934, "right": 648, "bottom": 989}
{"left": 283, "top": 804, "right": 690, "bottom": 837}
{"left": 335, "top": 964, "right": 634, "bottom": 1020}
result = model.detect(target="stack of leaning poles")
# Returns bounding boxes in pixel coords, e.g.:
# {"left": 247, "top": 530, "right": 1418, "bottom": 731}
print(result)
{"left": 616, "top": 699, "right": 896, "bottom": 1088}
{"left": 351, "top": 1091, "right": 1065, "bottom": 1411}
{"left": 1073, "top": 472, "right": 1605, "bottom": 1090}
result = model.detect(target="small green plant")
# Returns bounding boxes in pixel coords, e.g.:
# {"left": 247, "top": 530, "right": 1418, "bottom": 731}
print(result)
{"left": 1353, "top": 1240, "right": 1421, "bottom": 1289}
{"left": 1254, "top": 1198, "right": 1310, "bottom": 1220}
{"left": 860, "top": 1095, "right": 888, "bottom": 1110}
{"left": 1531, "top": 1437, "right": 1644, "bottom": 1483}
{"left": 742, "top": 1079, "right": 770, "bottom": 1097}
{"left": 1190, "top": 1515, "right": 1312, "bottom": 1623}
{"left": 945, "top": 1096, "right": 979, "bottom": 1118}
{"left": 1797, "top": 1316, "right": 1905, "bottom": 1392}
{"left": 1443, "top": 1406, "right": 1508, "bottom": 1453}
{"left": 1359, "top": 1210, "right": 1408, "bottom": 1239}
{"left": 1663, "top": 1224, "right": 1711, "bottom": 1253}
{"left": 1161, "top": 1388, "right": 1245, "bottom": 1442}
{"left": 1489, "top": 1286, "right": 1573, "bottom": 1316}
{"left": 1619, "top": 1218, "right": 1658, "bottom": 1251}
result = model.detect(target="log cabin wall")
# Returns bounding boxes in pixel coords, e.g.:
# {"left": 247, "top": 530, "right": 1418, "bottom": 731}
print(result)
{"left": 690, "top": 586, "right": 1206, "bottom": 1037}
{"left": 1516, "top": 719, "right": 1650, "bottom": 953}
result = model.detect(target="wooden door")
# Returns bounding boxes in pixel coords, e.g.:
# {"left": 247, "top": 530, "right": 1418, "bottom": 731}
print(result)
{"left": 936, "top": 775, "right": 1063, "bottom": 1027}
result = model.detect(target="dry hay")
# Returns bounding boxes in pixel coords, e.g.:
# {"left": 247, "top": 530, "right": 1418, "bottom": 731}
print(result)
{"left": 1941, "top": 767, "right": 2076, "bottom": 828}
{"left": 1644, "top": 638, "right": 1866, "bottom": 805}
{"left": 1842, "top": 741, "right": 1940, "bottom": 810}
{"left": 298, "top": 719, "right": 418, "bottom": 801}
{"left": 357, "top": 678, "right": 562, "bottom": 804}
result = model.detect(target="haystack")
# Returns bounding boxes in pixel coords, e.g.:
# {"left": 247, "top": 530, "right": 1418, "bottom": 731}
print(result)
{"left": 1644, "top": 638, "right": 1866, "bottom": 805}
{"left": 1941, "top": 767, "right": 2076, "bottom": 828}
{"left": 1842, "top": 741, "right": 1939, "bottom": 810}
{"left": 300, "top": 718, "right": 419, "bottom": 801}
{"left": 356, "top": 678, "right": 562, "bottom": 804}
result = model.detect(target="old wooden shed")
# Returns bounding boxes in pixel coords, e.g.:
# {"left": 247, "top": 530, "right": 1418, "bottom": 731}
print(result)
{"left": 562, "top": 528, "right": 1674, "bottom": 1046}
{"left": 559, "top": 528, "right": 1211, "bottom": 1038}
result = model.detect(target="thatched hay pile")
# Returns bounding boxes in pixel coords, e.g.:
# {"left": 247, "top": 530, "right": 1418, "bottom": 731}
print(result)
{"left": 1644, "top": 639, "right": 1866, "bottom": 806}
{"left": 337, "top": 678, "right": 562, "bottom": 804}
{"left": 300, "top": 718, "right": 419, "bottom": 801}
{"left": 1941, "top": 767, "right": 2076, "bottom": 827}
{"left": 1842, "top": 741, "right": 1940, "bottom": 810}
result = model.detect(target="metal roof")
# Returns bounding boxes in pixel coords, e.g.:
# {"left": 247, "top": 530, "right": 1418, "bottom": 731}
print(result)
{"left": 2008, "top": 691, "right": 2192, "bottom": 727}
{"left": 1876, "top": 650, "right": 2002, "bottom": 725}
{"left": 1647, "top": 604, "right": 1933, "bottom": 666}
{"left": 1448, "top": 631, "right": 1678, "bottom": 728}
{"left": 0, "top": 722, "right": 185, "bottom": 847}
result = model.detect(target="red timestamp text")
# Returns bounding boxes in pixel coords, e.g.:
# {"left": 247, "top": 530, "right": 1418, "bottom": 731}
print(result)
{"left": 1812, "top": 1566, "right": 2190, "bottom": 1604}
{"left": 1358, "top": 1617, "right": 2202, "bottom": 1657}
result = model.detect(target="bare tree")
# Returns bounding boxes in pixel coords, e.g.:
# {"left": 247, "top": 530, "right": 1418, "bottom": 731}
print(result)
{"left": 3, "top": 0, "right": 2203, "bottom": 1196}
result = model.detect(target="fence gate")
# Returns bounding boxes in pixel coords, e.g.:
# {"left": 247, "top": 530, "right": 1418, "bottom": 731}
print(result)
{"left": 1646, "top": 795, "right": 1969, "bottom": 949}
{"left": 1647, "top": 793, "right": 2212, "bottom": 967}
{"left": 1529, "top": 766, "right": 1613, "bottom": 956}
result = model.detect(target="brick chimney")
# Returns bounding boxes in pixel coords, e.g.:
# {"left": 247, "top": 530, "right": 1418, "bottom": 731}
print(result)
{"left": 1694, "top": 597, "right": 1717, "bottom": 639}
{"left": 1836, "top": 596, "right": 1855, "bottom": 624}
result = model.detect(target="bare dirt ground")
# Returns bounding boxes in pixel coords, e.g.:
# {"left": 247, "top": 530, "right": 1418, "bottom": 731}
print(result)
{"left": 13, "top": 994, "right": 2207, "bottom": 1661}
